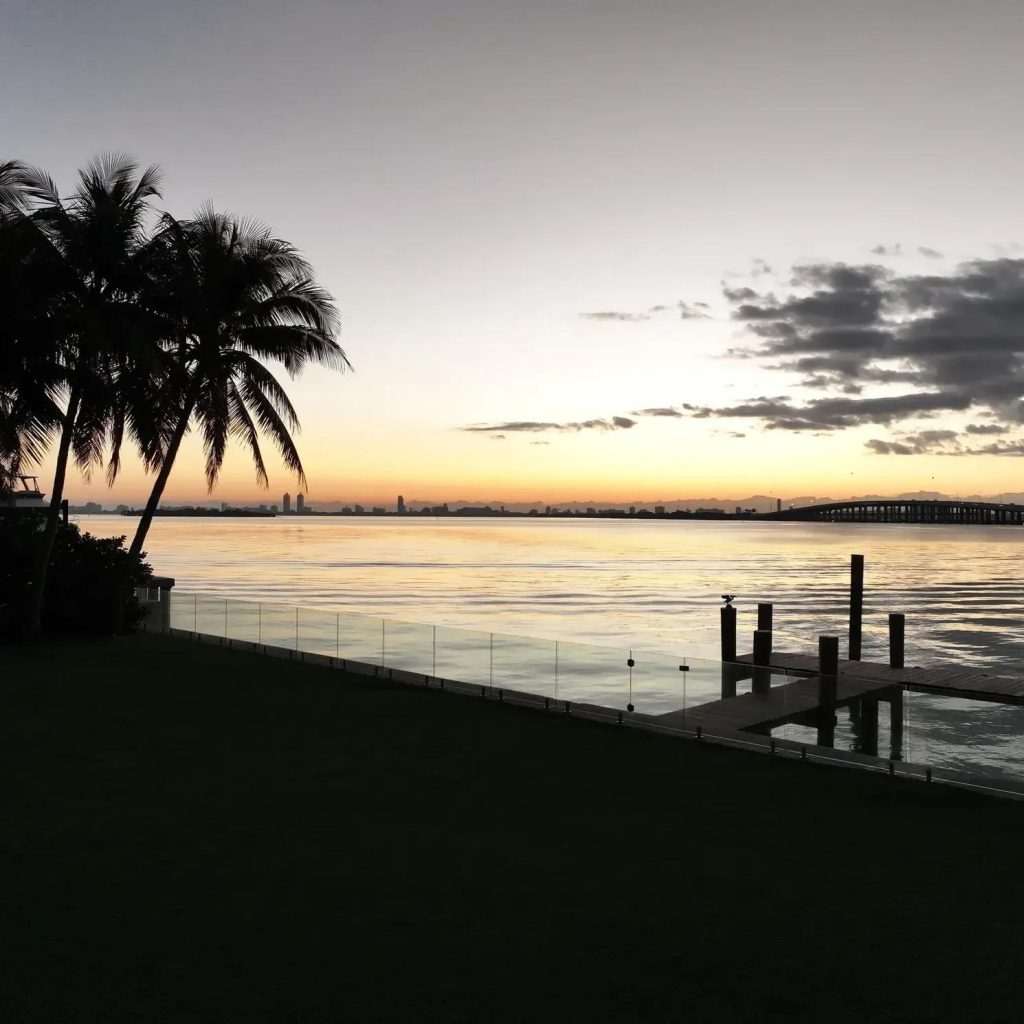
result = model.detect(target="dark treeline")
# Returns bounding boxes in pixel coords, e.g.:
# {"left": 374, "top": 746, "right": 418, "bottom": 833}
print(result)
{"left": 0, "top": 155, "right": 348, "bottom": 636}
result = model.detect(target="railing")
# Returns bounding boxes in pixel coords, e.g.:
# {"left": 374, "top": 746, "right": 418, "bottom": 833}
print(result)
{"left": 141, "top": 589, "right": 1024, "bottom": 800}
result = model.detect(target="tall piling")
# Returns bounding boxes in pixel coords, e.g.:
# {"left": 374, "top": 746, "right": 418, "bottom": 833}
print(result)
{"left": 752, "top": 628, "right": 772, "bottom": 694}
{"left": 889, "top": 613, "right": 905, "bottom": 669}
{"left": 757, "top": 602, "right": 773, "bottom": 633}
{"left": 849, "top": 554, "right": 864, "bottom": 661}
{"left": 817, "top": 635, "right": 839, "bottom": 747}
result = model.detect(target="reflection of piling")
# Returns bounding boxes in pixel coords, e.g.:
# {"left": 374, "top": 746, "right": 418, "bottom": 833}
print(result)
{"left": 817, "top": 635, "right": 839, "bottom": 747}
{"left": 889, "top": 686, "right": 904, "bottom": 760}
{"left": 889, "top": 613, "right": 905, "bottom": 669}
{"left": 752, "top": 628, "right": 772, "bottom": 694}
{"left": 849, "top": 554, "right": 864, "bottom": 661}
{"left": 860, "top": 697, "right": 879, "bottom": 756}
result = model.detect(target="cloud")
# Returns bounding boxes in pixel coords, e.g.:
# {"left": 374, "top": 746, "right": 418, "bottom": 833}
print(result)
{"left": 580, "top": 310, "right": 649, "bottom": 322}
{"left": 918, "top": 246, "right": 944, "bottom": 259}
{"left": 871, "top": 243, "right": 902, "bottom": 256}
{"left": 489, "top": 434, "right": 506, "bottom": 440}
{"left": 704, "top": 257, "right": 1024, "bottom": 446}
{"left": 632, "top": 406, "right": 684, "bottom": 417}
{"left": 965, "top": 423, "right": 1009, "bottom": 435}
{"left": 678, "top": 300, "right": 711, "bottom": 319}
{"left": 463, "top": 417, "right": 636, "bottom": 434}
{"left": 530, "top": 441, "right": 550, "bottom": 446}
{"left": 582, "top": 300, "right": 712, "bottom": 322}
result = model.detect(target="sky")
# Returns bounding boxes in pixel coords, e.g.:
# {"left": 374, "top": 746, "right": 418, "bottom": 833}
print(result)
{"left": 5, "top": 0, "right": 1024, "bottom": 505}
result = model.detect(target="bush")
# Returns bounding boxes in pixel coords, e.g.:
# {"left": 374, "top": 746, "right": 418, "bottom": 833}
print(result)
{"left": 0, "top": 516, "right": 152, "bottom": 637}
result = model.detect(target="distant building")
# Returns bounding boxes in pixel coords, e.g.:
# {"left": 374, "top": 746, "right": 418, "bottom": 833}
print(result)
{"left": 372, "top": 507, "right": 386, "bottom": 515}
{"left": 354, "top": 503, "right": 364, "bottom": 513}
{"left": 776, "top": 498, "right": 783, "bottom": 513}
{"left": 655, "top": 506, "right": 666, "bottom": 515}
{"left": 586, "top": 507, "right": 596, "bottom": 515}
{"left": 397, "top": 495, "right": 406, "bottom": 514}
{"left": 270, "top": 504, "right": 278, "bottom": 513}
{"left": 629, "top": 506, "right": 636, "bottom": 515}
{"left": 221, "top": 501, "right": 228, "bottom": 512}
{"left": 297, "top": 493, "right": 305, "bottom": 514}
{"left": 283, "top": 493, "right": 291, "bottom": 514}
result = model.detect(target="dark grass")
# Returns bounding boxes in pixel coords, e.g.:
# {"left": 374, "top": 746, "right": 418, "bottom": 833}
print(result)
{"left": 3, "top": 634, "right": 1024, "bottom": 1024}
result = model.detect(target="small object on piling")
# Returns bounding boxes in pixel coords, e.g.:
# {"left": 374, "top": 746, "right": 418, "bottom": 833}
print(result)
{"left": 627, "top": 702, "right": 634, "bottom": 713}
{"left": 696, "top": 726, "right": 703, "bottom": 740}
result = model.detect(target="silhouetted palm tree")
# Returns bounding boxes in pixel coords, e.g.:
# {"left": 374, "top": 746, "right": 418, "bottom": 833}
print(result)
{"left": 15, "top": 154, "right": 163, "bottom": 634}
{"left": 123, "top": 207, "right": 348, "bottom": 572}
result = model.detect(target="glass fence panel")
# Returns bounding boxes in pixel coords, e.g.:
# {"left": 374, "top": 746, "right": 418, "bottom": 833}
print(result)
{"left": 298, "top": 606, "right": 342, "bottom": 659}
{"left": 225, "top": 599, "right": 260, "bottom": 645}
{"left": 169, "top": 592, "right": 197, "bottom": 631}
{"left": 382, "top": 619, "right": 435, "bottom": 676}
{"left": 259, "top": 601, "right": 300, "bottom": 650}
{"left": 434, "top": 625, "right": 494, "bottom": 688}
{"left": 627, "top": 647, "right": 689, "bottom": 717}
{"left": 337, "top": 610, "right": 386, "bottom": 665}
{"left": 552, "top": 639, "right": 630, "bottom": 709}
{"left": 490, "top": 632, "right": 558, "bottom": 699}
{"left": 195, "top": 594, "right": 229, "bottom": 638}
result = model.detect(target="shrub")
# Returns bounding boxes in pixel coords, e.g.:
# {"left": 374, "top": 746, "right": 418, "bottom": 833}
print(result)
{"left": 0, "top": 516, "right": 152, "bottom": 637}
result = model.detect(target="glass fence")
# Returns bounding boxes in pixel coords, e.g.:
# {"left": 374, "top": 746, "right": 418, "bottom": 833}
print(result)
{"left": 149, "top": 589, "right": 1024, "bottom": 798}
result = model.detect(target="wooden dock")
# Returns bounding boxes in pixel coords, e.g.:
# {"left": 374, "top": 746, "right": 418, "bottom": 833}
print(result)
{"left": 658, "top": 671, "right": 895, "bottom": 734}
{"left": 736, "top": 652, "right": 1024, "bottom": 705}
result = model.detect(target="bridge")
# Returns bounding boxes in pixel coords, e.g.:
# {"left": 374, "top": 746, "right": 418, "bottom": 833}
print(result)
{"left": 762, "top": 499, "right": 1024, "bottom": 525}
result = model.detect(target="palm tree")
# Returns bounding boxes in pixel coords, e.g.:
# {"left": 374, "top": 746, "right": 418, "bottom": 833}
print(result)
{"left": 0, "top": 162, "right": 61, "bottom": 497}
{"left": 15, "top": 154, "right": 163, "bottom": 635}
{"left": 122, "top": 206, "right": 348, "bottom": 582}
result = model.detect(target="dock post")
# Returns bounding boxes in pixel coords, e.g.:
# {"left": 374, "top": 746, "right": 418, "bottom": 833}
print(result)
{"left": 889, "top": 613, "right": 905, "bottom": 669}
{"left": 752, "top": 628, "right": 772, "bottom": 694}
{"left": 849, "top": 554, "right": 864, "bottom": 661}
{"left": 720, "top": 603, "right": 739, "bottom": 698}
{"left": 720, "top": 604, "right": 736, "bottom": 662}
{"left": 757, "top": 602, "right": 773, "bottom": 633}
{"left": 817, "top": 635, "right": 839, "bottom": 747}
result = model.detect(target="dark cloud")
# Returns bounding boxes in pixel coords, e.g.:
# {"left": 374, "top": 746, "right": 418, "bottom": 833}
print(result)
{"left": 865, "top": 429, "right": 960, "bottom": 455}
{"left": 965, "top": 423, "right": 1009, "bottom": 435}
{"left": 464, "top": 417, "right": 636, "bottom": 434}
{"left": 918, "top": 246, "right": 944, "bottom": 259}
{"left": 580, "top": 310, "right": 649, "bottom": 322}
{"left": 871, "top": 243, "right": 902, "bottom": 256}
{"left": 490, "top": 434, "right": 506, "bottom": 440}
{"left": 708, "top": 257, "right": 1024, "bottom": 446}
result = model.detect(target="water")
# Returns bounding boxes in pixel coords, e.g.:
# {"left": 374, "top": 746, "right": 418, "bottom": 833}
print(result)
{"left": 85, "top": 513, "right": 1024, "bottom": 785}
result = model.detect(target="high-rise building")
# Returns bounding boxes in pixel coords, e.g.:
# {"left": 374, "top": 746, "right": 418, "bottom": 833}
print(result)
{"left": 776, "top": 498, "right": 783, "bottom": 513}
{"left": 297, "top": 493, "right": 305, "bottom": 514}
{"left": 283, "top": 492, "right": 291, "bottom": 514}
{"left": 397, "top": 495, "right": 405, "bottom": 514}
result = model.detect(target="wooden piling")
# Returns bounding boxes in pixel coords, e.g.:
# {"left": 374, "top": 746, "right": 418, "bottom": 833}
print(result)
{"left": 849, "top": 554, "right": 864, "bottom": 661}
{"left": 720, "top": 604, "right": 737, "bottom": 662}
{"left": 752, "top": 628, "right": 772, "bottom": 694}
{"left": 889, "top": 613, "right": 905, "bottom": 669}
{"left": 757, "top": 602, "right": 773, "bottom": 633}
{"left": 817, "top": 635, "right": 839, "bottom": 747}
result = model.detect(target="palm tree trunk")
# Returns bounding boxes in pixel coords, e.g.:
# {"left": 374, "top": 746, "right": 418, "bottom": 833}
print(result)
{"left": 109, "top": 401, "right": 193, "bottom": 633}
{"left": 26, "top": 390, "right": 80, "bottom": 637}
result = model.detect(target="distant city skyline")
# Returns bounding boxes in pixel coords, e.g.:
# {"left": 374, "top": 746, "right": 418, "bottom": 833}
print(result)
{"left": 9, "top": 1, "right": 1024, "bottom": 504}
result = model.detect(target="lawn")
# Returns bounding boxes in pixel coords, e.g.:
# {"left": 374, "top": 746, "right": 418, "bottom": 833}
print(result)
{"left": 3, "top": 633, "right": 1023, "bottom": 1023}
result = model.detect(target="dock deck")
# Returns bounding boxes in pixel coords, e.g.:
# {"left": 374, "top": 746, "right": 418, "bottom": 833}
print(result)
{"left": 736, "top": 651, "right": 1024, "bottom": 705}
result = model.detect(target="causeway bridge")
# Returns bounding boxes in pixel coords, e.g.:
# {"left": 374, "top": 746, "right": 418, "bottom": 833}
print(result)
{"left": 762, "top": 498, "right": 1024, "bottom": 525}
